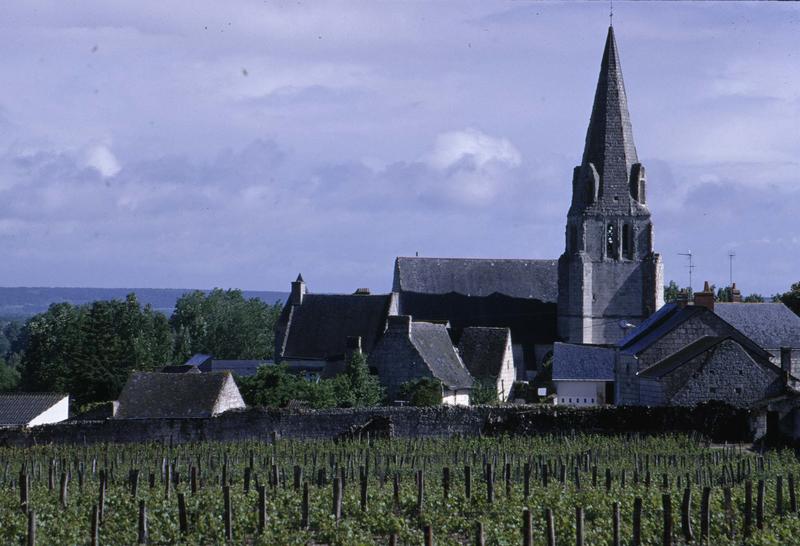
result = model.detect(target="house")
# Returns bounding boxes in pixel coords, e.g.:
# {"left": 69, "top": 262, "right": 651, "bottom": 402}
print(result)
{"left": 369, "top": 315, "right": 473, "bottom": 405}
{"left": 0, "top": 393, "right": 69, "bottom": 427}
{"left": 394, "top": 271, "right": 557, "bottom": 380}
{"left": 160, "top": 364, "right": 201, "bottom": 373}
{"left": 552, "top": 343, "right": 616, "bottom": 406}
{"left": 635, "top": 336, "right": 786, "bottom": 408}
{"left": 457, "top": 327, "right": 516, "bottom": 401}
{"left": 198, "top": 359, "right": 271, "bottom": 377}
{"left": 274, "top": 275, "right": 398, "bottom": 375}
{"left": 714, "top": 301, "right": 800, "bottom": 374}
{"left": 115, "top": 372, "right": 245, "bottom": 419}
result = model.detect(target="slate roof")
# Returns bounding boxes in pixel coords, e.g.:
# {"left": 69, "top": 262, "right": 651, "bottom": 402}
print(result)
{"left": 457, "top": 327, "right": 511, "bottom": 378}
{"left": 393, "top": 257, "right": 558, "bottom": 302}
{"left": 160, "top": 364, "right": 201, "bottom": 374}
{"left": 410, "top": 322, "right": 474, "bottom": 390}
{"left": 580, "top": 26, "right": 639, "bottom": 205}
{"left": 552, "top": 342, "right": 616, "bottom": 381}
{"left": 116, "top": 372, "right": 240, "bottom": 419}
{"left": 638, "top": 336, "right": 774, "bottom": 379}
{"left": 618, "top": 303, "right": 706, "bottom": 355}
{"left": 184, "top": 354, "right": 212, "bottom": 367}
{"left": 0, "top": 393, "right": 67, "bottom": 426}
{"left": 714, "top": 303, "right": 800, "bottom": 350}
{"left": 279, "top": 293, "right": 394, "bottom": 360}
{"left": 200, "top": 359, "right": 270, "bottom": 377}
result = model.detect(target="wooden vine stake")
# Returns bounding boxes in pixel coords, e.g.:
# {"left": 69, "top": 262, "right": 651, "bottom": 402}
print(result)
{"left": 137, "top": 500, "right": 147, "bottom": 545}
{"left": 545, "top": 508, "right": 556, "bottom": 546}
{"left": 632, "top": 497, "right": 643, "bottom": 546}
{"left": 522, "top": 508, "right": 532, "bottom": 546}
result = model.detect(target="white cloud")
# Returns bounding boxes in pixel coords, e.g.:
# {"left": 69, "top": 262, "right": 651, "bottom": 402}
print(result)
{"left": 427, "top": 128, "right": 521, "bottom": 171}
{"left": 86, "top": 144, "right": 121, "bottom": 178}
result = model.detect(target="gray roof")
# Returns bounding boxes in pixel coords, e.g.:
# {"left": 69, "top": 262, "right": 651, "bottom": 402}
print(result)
{"left": 116, "top": 372, "right": 239, "bottom": 419}
{"left": 160, "top": 364, "right": 201, "bottom": 374}
{"left": 0, "top": 393, "right": 67, "bottom": 426}
{"left": 280, "top": 293, "right": 393, "bottom": 360}
{"left": 619, "top": 303, "right": 706, "bottom": 355}
{"left": 715, "top": 303, "right": 800, "bottom": 350}
{"left": 184, "top": 354, "right": 212, "bottom": 367}
{"left": 393, "top": 257, "right": 558, "bottom": 301}
{"left": 457, "top": 327, "right": 511, "bottom": 378}
{"left": 552, "top": 342, "right": 616, "bottom": 381}
{"left": 411, "top": 322, "right": 474, "bottom": 390}
{"left": 201, "top": 359, "right": 271, "bottom": 377}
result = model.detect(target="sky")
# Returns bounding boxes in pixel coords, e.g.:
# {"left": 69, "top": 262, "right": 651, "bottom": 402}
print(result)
{"left": 0, "top": 1, "right": 798, "bottom": 296}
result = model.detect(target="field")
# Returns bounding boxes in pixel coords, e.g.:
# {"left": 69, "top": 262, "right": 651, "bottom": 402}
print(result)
{"left": 1, "top": 434, "right": 799, "bottom": 545}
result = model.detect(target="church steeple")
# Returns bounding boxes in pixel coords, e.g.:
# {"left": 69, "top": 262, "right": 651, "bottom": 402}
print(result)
{"left": 558, "top": 26, "right": 663, "bottom": 345}
{"left": 571, "top": 26, "right": 646, "bottom": 212}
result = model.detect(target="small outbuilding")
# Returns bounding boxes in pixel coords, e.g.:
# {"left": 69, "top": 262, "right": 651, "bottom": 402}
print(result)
{"left": 552, "top": 343, "right": 616, "bottom": 406}
{"left": 457, "top": 327, "right": 516, "bottom": 401}
{"left": 0, "top": 393, "right": 69, "bottom": 427}
{"left": 115, "top": 372, "right": 245, "bottom": 419}
{"left": 370, "top": 315, "right": 474, "bottom": 405}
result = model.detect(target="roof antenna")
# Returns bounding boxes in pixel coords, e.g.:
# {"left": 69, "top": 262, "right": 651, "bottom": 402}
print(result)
{"left": 609, "top": 0, "right": 613, "bottom": 27}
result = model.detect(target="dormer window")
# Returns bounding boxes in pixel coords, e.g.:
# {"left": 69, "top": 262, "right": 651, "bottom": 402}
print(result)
{"left": 606, "top": 223, "right": 616, "bottom": 258}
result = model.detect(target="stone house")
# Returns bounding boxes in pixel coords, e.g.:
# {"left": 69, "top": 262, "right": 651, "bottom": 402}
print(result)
{"left": 552, "top": 343, "right": 616, "bottom": 406}
{"left": 115, "top": 372, "right": 245, "bottom": 419}
{"left": 274, "top": 275, "right": 398, "bottom": 377}
{"left": 457, "top": 327, "right": 516, "bottom": 402}
{"left": 0, "top": 393, "right": 69, "bottom": 427}
{"left": 369, "top": 315, "right": 473, "bottom": 405}
{"left": 635, "top": 336, "right": 785, "bottom": 408}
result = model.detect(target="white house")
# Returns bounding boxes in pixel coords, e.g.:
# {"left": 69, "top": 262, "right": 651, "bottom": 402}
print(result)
{"left": 552, "top": 342, "right": 616, "bottom": 406}
{"left": 0, "top": 393, "right": 70, "bottom": 427}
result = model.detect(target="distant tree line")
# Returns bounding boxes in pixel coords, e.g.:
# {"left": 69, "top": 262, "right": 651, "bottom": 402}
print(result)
{"left": 0, "top": 289, "right": 282, "bottom": 406}
{"left": 663, "top": 280, "right": 788, "bottom": 305}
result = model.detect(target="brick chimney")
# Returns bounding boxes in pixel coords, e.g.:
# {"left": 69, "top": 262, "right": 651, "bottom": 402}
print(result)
{"left": 782, "top": 347, "right": 794, "bottom": 376}
{"left": 693, "top": 281, "right": 714, "bottom": 312}
{"left": 730, "top": 282, "right": 742, "bottom": 303}
{"left": 387, "top": 315, "right": 412, "bottom": 336}
{"left": 290, "top": 274, "right": 306, "bottom": 305}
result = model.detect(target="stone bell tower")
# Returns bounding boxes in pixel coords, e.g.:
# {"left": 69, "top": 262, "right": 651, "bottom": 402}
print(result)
{"left": 557, "top": 26, "right": 664, "bottom": 345}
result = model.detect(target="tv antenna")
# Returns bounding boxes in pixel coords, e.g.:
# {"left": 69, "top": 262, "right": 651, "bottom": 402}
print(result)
{"left": 728, "top": 251, "right": 736, "bottom": 287}
{"left": 678, "top": 251, "right": 695, "bottom": 290}
{"left": 609, "top": 0, "right": 613, "bottom": 26}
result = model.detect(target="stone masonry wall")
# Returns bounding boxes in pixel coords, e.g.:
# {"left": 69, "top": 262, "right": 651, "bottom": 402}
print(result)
{"left": 0, "top": 404, "right": 754, "bottom": 448}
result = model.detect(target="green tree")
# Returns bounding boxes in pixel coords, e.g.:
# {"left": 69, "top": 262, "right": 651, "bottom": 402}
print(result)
{"left": 342, "top": 352, "right": 383, "bottom": 407}
{"left": 664, "top": 281, "right": 693, "bottom": 303}
{"left": 470, "top": 377, "right": 499, "bottom": 405}
{"left": 400, "top": 377, "right": 443, "bottom": 406}
{"left": 744, "top": 293, "right": 765, "bottom": 303}
{"left": 776, "top": 282, "right": 800, "bottom": 317}
{"left": 0, "top": 357, "right": 20, "bottom": 392}
{"left": 170, "top": 289, "right": 282, "bottom": 362}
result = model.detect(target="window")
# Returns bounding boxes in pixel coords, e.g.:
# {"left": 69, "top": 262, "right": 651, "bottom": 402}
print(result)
{"left": 583, "top": 398, "right": 587, "bottom": 403}
{"left": 735, "top": 387, "right": 742, "bottom": 394}
{"left": 606, "top": 223, "right": 616, "bottom": 257}
{"left": 710, "top": 387, "right": 717, "bottom": 394}
{"left": 591, "top": 398, "right": 595, "bottom": 403}
{"left": 622, "top": 224, "right": 631, "bottom": 258}
{"left": 739, "top": 370, "right": 744, "bottom": 375}
{"left": 569, "top": 398, "right": 572, "bottom": 403}
{"left": 561, "top": 398, "right": 564, "bottom": 403}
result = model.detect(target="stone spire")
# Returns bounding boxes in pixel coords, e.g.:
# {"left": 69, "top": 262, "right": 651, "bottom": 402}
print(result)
{"left": 578, "top": 25, "right": 639, "bottom": 206}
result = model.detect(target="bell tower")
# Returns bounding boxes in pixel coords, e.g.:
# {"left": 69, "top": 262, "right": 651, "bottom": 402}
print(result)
{"left": 557, "top": 26, "right": 664, "bottom": 345}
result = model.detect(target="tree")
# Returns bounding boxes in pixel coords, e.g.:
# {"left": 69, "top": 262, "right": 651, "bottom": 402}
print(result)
{"left": 664, "top": 281, "right": 693, "bottom": 303}
{"left": 0, "top": 357, "right": 20, "bottom": 392}
{"left": 342, "top": 352, "right": 383, "bottom": 407}
{"left": 776, "top": 282, "right": 800, "bottom": 317}
{"left": 470, "top": 378, "right": 499, "bottom": 405}
{"left": 170, "top": 289, "right": 282, "bottom": 362}
{"left": 744, "top": 293, "right": 765, "bottom": 303}
{"left": 400, "top": 377, "right": 442, "bottom": 406}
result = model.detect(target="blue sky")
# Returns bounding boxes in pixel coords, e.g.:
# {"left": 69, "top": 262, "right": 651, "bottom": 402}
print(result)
{"left": 0, "top": 1, "right": 798, "bottom": 296}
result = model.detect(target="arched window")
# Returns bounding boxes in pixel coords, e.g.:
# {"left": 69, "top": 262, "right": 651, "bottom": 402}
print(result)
{"left": 622, "top": 224, "right": 631, "bottom": 259}
{"left": 606, "top": 223, "right": 616, "bottom": 258}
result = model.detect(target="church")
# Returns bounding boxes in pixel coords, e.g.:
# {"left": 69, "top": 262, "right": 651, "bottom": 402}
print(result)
{"left": 274, "top": 26, "right": 800, "bottom": 409}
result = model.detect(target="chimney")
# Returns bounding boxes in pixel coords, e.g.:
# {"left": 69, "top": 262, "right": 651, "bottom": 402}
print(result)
{"left": 730, "top": 282, "right": 742, "bottom": 303}
{"left": 781, "top": 347, "right": 793, "bottom": 376}
{"left": 387, "top": 315, "right": 412, "bottom": 336}
{"left": 290, "top": 274, "right": 306, "bottom": 305}
{"left": 676, "top": 290, "right": 689, "bottom": 309}
{"left": 693, "top": 281, "right": 714, "bottom": 312}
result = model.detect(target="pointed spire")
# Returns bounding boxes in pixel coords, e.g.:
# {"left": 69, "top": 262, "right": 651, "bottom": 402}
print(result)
{"left": 580, "top": 26, "right": 638, "bottom": 202}
{"left": 295, "top": 273, "right": 304, "bottom": 283}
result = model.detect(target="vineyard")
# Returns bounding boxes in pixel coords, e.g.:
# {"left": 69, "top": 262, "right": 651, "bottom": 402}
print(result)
{"left": 1, "top": 434, "right": 799, "bottom": 545}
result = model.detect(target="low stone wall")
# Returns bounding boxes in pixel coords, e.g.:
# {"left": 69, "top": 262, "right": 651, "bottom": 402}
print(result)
{"left": 0, "top": 402, "right": 753, "bottom": 447}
